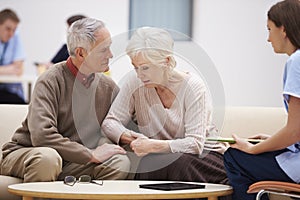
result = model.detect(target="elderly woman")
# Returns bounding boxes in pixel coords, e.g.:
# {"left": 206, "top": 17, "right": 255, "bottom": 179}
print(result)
{"left": 102, "top": 27, "right": 228, "bottom": 184}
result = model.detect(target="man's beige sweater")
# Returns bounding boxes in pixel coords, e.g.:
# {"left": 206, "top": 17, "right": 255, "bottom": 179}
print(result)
{"left": 2, "top": 62, "right": 119, "bottom": 164}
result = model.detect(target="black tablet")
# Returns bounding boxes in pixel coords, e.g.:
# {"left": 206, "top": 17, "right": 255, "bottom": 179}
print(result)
{"left": 139, "top": 182, "right": 205, "bottom": 191}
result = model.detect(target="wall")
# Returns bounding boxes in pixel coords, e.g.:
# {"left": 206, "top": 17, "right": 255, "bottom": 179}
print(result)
{"left": 0, "top": 0, "right": 129, "bottom": 73}
{"left": 0, "top": 0, "right": 285, "bottom": 107}
{"left": 193, "top": 0, "right": 286, "bottom": 107}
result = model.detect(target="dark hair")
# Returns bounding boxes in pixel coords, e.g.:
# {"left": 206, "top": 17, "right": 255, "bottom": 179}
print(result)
{"left": 268, "top": 0, "right": 300, "bottom": 49}
{"left": 67, "top": 14, "right": 86, "bottom": 26}
{"left": 0, "top": 9, "right": 20, "bottom": 25}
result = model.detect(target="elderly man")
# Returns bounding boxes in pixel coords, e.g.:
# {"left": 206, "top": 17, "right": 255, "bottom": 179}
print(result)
{"left": 0, "top": 9, "right": 26, "bottom": 104}
{"left": 0, "top": 18, "right": 130, "bottom": 182}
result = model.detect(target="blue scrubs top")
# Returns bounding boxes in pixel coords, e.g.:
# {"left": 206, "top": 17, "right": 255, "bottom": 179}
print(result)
{"left": 0, "top": 31, "right": 26, "bottom": 99}
{"left": 276, "top": 49, "right": 300, "bottom": 183}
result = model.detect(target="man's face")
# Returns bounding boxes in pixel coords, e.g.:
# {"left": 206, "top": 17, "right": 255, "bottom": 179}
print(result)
{"left": 0, "top": 19, "right": 18, "bottom": 43}
{"left": 83, "top": 28, "right": 113, "bottom": 74}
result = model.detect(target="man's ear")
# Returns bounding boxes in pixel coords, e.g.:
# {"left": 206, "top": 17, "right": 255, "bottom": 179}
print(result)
{"left": 74, "top": 47, "right": 86, "bottom": 61}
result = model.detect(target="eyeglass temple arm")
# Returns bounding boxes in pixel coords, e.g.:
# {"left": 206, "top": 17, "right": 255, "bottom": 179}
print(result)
{"left": 91, "top": 180, "right": 103, "bottom": 186}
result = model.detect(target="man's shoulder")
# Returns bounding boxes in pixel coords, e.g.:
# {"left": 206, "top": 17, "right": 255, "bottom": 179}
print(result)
{"left": 37, "top": 62, "right": 68, "bottom": 83}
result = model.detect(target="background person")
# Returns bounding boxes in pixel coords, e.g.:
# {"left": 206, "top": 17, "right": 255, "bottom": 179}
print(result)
{"left": 36, "top": 14, "right": 86, "bottom": 74}
{"left": 102, "top": 27, "right": 228, "bottom": 185}
{"left": 1, "top": 18, "right": 129, "bottom": 182}
{"left": 224, "top": 0, "right": 300, "bottom": 199}
{"left": 0, "top": 8, "right": 26, "bottom": 104}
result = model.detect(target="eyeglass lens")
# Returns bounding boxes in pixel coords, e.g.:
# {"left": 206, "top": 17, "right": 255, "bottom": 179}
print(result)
{"left": 64, "top": 176, "right": 76, "bottom": 186}
{"left": 78, "top": 175, "right": 91, "bottom": 183}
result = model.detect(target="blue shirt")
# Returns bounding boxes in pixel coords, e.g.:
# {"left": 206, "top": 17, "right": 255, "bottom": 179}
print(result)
{"left": 276, "top": 49, "right": 300, "bottom": 183}
{"left": 0, "top": 31, "right": 26, "bottom": 99}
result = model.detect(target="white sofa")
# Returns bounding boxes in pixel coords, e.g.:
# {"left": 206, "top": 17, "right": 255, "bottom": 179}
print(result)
{"left": 0, "top": 104, "right": 288, "bottom": 200}
{"left": 221, "top": 106, "right": 287, "bottom": 138}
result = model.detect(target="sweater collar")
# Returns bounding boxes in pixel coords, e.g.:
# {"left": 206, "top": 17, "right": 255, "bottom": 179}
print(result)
{"left": 66, "top": 57, "right": 95, "bottom": 88}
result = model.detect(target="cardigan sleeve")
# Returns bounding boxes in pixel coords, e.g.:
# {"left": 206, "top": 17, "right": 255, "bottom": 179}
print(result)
{"left": 169, "top": 75, "right": 211, "bottom": 154}
{"left": 102, "top": 72, "right": 140, "bottom": 144}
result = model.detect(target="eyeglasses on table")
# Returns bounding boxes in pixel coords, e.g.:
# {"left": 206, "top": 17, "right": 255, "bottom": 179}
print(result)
{"left": 64, "top": 175, "right": 103, "bottom": 186}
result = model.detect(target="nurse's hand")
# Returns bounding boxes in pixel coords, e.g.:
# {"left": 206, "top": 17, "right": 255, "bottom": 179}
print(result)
{"left": 230, "top": 134, "right": 255, "bottom": 154}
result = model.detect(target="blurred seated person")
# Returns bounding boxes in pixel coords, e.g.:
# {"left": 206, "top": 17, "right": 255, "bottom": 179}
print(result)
{"left": 36, "top": 14, "right": 86, "bottom": 74}
{"left": 102, "top": 27, "right": 229, "bottom": 185}
{"left": 0, "top": 8, "right": 26, "bottom": 104}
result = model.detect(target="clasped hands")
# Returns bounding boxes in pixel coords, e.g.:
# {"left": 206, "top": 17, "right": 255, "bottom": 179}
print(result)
{"left": 120, "top": 131, "right": 155, "bottom": 156}
{"left": 89, "top": 132, "right": 152, "bottom": 163}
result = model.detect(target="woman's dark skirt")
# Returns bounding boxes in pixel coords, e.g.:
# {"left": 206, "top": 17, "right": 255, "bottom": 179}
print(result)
{"left": 134, "top": 151, "right": 231, "bottom": 200}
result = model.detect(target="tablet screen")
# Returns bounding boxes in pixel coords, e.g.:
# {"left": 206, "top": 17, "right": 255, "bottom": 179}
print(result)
{"left": 139, "top": 182, "right": 205, "bottom": 191}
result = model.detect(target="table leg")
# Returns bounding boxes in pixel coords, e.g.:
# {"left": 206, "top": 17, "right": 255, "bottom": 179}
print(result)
{"left": 23, "top": 197, "right": 33, "bottom": 200}
{"left": 207, "top": 196, "right": 218, "bottom": 200}
{"left": 28, "top": 82, "right": 32, "bottom": 102}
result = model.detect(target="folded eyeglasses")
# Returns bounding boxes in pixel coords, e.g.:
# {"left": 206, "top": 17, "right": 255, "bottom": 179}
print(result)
{"left": 64, "top": 175, "right": 103, "bottom": 186}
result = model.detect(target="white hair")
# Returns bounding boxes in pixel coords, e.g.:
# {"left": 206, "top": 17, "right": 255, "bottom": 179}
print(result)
{"left": 126, "top": 27, "right": 176, "bottom": 68}
{"left": 67, "top": 18, "right": 105, "bottom": 57}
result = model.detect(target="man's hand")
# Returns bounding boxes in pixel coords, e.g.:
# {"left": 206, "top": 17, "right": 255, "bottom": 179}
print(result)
{"left": 90, "top": 143, "right": 126, "bottom": 163}
{"left": 119, "top": 131, "right": 147, "bottom": 145}
{"left": 129, "top": 131, "right": 148, "bottom": 139}
{"left": 119, "top": 132, "right": 136, "bottom": 145}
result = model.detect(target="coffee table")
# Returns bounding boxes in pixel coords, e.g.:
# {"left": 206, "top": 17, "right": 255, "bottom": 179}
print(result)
{"left": 8, "top": 180, "right": 232, "bottom": 200}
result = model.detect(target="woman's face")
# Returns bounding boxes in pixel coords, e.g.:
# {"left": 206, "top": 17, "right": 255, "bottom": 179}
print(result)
{"left": 267, "top": 19, "right": 286, "bottom": 54}
{"left": 131, "top": 53, "right": 166, "bottom": 88}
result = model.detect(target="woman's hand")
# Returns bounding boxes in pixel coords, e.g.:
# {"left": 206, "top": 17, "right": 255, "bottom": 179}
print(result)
{"left": 130, "top": 137, "right": 151, "bottom": 157}
{"left": 230, "top": 134, "right": 255, "bottom": 154}
{"left": 130, "top": 135, "right": 171, "bottom": 157}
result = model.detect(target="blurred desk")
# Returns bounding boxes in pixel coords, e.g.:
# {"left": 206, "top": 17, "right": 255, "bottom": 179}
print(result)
{"left": 0, "top": 75, "right": 37, "bottom": 103}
